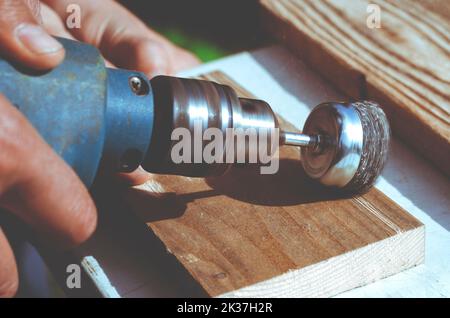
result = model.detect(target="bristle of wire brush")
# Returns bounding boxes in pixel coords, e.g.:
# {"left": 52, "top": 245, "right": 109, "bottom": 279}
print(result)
{"left": 342, "top": 101, "right": 390, "bottom": 194}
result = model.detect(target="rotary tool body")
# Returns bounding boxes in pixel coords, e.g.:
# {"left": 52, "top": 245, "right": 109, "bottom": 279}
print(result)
{"left": 0, "top": 38, "right": 278, "bottom": 186}
{"left": 0, "top": 38, "right": 390, "bottom": 193}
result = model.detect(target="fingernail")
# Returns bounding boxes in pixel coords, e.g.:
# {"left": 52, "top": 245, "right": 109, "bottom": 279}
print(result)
{"left": 15, "top": 23, "right": 63, "bottom": 55}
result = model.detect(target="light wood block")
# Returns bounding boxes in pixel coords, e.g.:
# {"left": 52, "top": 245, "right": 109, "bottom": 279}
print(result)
{"left": 260, "top": 0, "right": 450, "bottom": 176}
{"left": 123, "top": 71, "right": 425, "bottom": 297}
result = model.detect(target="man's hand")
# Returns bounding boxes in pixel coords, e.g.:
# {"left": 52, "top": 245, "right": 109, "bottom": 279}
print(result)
{"left": 41, "top": 0, "right": 200, "bottom": 76}
{"left": 0, "top": 0, "right": 199, "bottom": 74}
{"left": 0, "top": 0, "right": 200, "bottom": 297}
{"left": 0, "top": 94, "right": 97, "bottom": 297}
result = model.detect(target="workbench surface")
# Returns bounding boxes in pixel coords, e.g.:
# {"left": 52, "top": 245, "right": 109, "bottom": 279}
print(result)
{"left": 70, "top": 46, "right": 450, "bottom": 297}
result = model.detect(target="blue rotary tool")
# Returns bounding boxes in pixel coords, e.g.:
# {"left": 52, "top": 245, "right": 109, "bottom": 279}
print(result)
{"left": 0, "top": 38, "right": 390, "bottom": 193}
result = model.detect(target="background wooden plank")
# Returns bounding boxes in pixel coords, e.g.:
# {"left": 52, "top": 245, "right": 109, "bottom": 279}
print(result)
{"left": 419, "top": 0, "right": 450, "bottom": 21}
{"left": 260, "top": 0, "right": 450, "bottom": 176}
{"left": 123, "top": 71, "right": 424, "bottom": 297}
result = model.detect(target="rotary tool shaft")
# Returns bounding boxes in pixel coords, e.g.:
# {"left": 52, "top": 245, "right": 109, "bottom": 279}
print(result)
{"left": 280, "top": 131, "right": 319, "bottom": 148}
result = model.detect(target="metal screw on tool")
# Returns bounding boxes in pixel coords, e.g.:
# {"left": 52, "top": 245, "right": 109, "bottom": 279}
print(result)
{"left": 129, "top": 76, "right": 148, "bottom": 96}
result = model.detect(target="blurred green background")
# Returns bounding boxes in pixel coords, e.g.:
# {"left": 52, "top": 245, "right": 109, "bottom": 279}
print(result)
{"left": 119, "top": 0, "right": 266, "bottom": 62}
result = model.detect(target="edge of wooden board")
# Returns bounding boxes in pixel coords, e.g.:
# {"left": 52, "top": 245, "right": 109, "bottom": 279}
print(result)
{"left": 218, "top": 226, "right": 425, "bottom": 297}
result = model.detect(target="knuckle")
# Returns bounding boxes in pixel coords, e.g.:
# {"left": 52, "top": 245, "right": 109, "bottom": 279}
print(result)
{"left": 0, "top": 0, "right": 36, "bottom": 26}
{"left": 26, "top": 0, "right": 41, "bottom": 21}
{"left": 0, "top": 277, "right": 18, "bottom": 298}
{"left": 0, "top": 95, "right": 30, "bottom": 138}
{"left": 0, "top": 96, "right": 32, "bottom": 185}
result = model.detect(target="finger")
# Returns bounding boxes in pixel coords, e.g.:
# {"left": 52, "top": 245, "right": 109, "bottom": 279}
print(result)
{"left": 167, "top": 47, "right": 201, "bottom": 74}
{"left": 40, "top": 2, "right": 75, "bottom": 39}
{"left": 0, "top": 0, "right": 65, "bottom": 70}
{"left": 0, "top": 95, "right": 97, "bottom": 248}
{"left": 39, "top": 4, "right": 117, "bottom": 68}
{"left": 96, "top": 165, "right": 151, "bottom": 188}
{"left": 42, "top": 0, "right": 199, "bottom": 76}
{"left": 0, "top": 228, "right": 18, "bottom": 298}
{"left": 114, "top": 166, "right": 152, "bottom": 186}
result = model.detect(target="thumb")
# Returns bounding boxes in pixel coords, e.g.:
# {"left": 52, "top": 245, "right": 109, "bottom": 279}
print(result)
{"left": 0, "top": 0, "right": 64, "bottom": 70}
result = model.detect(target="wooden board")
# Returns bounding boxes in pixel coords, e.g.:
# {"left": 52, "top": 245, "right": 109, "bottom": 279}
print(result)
{"left": 260, "top": 0, "right": 450, "bottom": 176}
{"left": 122, "top": 71, "right": 424, "bottom": 297}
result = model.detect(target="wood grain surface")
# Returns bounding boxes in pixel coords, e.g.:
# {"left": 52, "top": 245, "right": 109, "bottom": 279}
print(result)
{"left": 122, "top": 71, "right": 424, "bottom": 297}
{"left": 260, "top": 0, "right": 450, "bottom": 175}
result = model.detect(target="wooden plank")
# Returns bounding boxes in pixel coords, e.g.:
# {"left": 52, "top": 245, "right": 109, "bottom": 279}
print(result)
{"left": 260, "top": 0, "right": 450, "bottom": 176}
{"left": 123, "top": 71, "right": 424, "bottom": 297}
{"left": 419, "top": 0, "right": 450, "bottom": 21}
